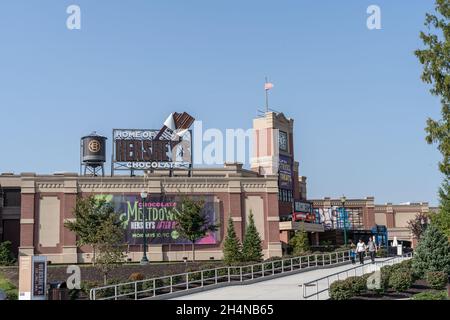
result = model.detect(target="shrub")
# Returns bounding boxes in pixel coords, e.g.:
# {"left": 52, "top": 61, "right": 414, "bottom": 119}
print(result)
{"left": 426, "top": 271, "right": 448, "bottom": 290}
{"left": 345, "top": 276, "right": 366, "bottom": 295}
{"left": 376, "top": 248, "right": 387, "bottom": 258}
{"left": 129, "top": 272, "right": 145, "bottom": 282}
{"left": 412, "top": 290, "right": 448, "bottom": 300}
{"left": 388, "top": 269, "right": 413, "bottom": 292}
{"left": 6, "top": 290, "right": 18, "bottom": 300}
{"left": 329, "top": 280, "right": 354, "bottom": 300}
{"left": 289, "top": 229, "right": 310, "bottom": 256}
{"left": 380, "top": 265, "right": 393, "bottom": 289}
{"left": 199, "top": 264, "right": 217, "bottom": 279}
{"left": 0, "top": 241, "right": 16, "bottom": 266}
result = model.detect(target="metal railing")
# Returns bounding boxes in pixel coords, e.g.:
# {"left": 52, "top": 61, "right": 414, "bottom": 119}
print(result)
{"left": 300, "top": 252, "right": 414, "bottom": 300}
{"left": 90, "top": 250, "right": 352, "bottom": 300}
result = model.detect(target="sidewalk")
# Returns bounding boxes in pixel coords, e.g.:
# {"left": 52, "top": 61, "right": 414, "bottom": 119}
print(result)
{"left": 173, "top": 258, "right": 395, "bottom": 300}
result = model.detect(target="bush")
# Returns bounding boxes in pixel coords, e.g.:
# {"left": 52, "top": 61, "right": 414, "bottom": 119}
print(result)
{"left": 129, "top": 272, "right": 145, "bottom": 281}
{"left": 412, "top": 290, "right": 448, "bottom": 300}
{"left": 376, "top": 248, "right": 387, "bottom": 258}
{"left": 6, "top": 290, "right": 18, "bottom": 300}
{"left": 380, "top": 265, "right": 393, "bottom": 289}
{"left": 388, "top": 269, "right": 413, "bottom": 292}
{"left": 329, "top": 280, "right": 354, "bottom": 300}
{"left": 426, "top": 271, "right": 448, "bottom": 290}
{"left": 0, "top": 241, "right": 16, "bottom": 266}
{"left": 346, "top": 276, "right": 366, "bottom": 295}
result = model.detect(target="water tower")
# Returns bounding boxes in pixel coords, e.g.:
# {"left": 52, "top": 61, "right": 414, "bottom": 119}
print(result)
{"left": 80, "top": 132, "right": 107, "bottom": 176}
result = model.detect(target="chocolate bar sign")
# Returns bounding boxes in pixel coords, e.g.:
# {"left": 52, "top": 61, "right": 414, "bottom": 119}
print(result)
{"left": 112, "top": 112, "right": 195, "bottom": 172}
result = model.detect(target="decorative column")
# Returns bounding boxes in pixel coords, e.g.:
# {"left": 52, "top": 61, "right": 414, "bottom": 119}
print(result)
{"left": 62, "top": 174, "right": 78, "bottom": 263}
{"left": 266, "top": 178, "right": 282, "bottom": 258}
{"left": 228, "top": 180, "right": 243, "bottom": 241}
{"left": 363, "top": 197, "right": 375, "bottom": 228}
{"left": 19, "top": 173, "right": 36, "bottom": 257}
{"left": 385, "top": 203, "right": 395, "bottom": 228}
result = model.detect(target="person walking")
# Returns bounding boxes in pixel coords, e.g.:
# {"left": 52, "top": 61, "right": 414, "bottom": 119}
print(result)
{"left": 368, "top": 236, "right": 377, "bottom": 264}
{"left": 356, "top": 239, "right": 366, "bottom": 264}
{"left": 349, "top": 240, "right": 356, "bottom": 264}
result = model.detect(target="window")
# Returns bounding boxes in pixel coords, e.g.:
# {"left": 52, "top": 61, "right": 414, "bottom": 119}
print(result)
{"left": 278, "top": 189, "right": 293, "bottom": 203}
{"left": 3, "top": 189, "right": 21, "bottom": 207}
{"left": 279, "top": 131, "right": 288, "bottom": 152}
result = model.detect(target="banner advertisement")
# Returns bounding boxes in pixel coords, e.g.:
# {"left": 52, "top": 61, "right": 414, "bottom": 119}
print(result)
{"left": 96, "top": 195, "right": 217, "bottom": 245}
{"left": 279, "top": 155, "right": 293, "bottom": 190}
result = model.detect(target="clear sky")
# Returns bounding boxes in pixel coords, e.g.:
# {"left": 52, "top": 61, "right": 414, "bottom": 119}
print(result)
{"left": 0, "top": 0, "right": 443, "bottom": 205}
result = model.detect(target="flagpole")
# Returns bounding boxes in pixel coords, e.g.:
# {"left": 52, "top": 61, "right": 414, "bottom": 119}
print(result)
{"left": 265, "top": 77, "right": 269, "bottom": 113}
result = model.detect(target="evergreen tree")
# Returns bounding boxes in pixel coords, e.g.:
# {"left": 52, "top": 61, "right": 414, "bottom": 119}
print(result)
{"left": 415, "top": 0, "right": 450, "bottom": 238}
{"left": 175, "top": 197, "right": 219, "bottom": 261}
{"left": 289, "top": 228, "right": 310, "bottom": 256}
{"left": 412, "top": 223, "right": 450, "bottom": 277}
{"left": 242, "top": 211, "right": 263, "bottom": 262}
{"left": 223, "top": 217, "right": 242, "bottom": 264}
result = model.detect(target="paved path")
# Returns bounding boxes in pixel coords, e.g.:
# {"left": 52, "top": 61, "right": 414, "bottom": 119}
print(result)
{"left": 173, "top": 258, "right": 401, "bottom": 300}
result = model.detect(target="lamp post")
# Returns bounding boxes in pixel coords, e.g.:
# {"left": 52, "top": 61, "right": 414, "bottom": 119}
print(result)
{"left": 140, "top": 190, "right": 149, "bottom": 265}
{"left": 340, "top": 195, "right": 347, "bottom": 246}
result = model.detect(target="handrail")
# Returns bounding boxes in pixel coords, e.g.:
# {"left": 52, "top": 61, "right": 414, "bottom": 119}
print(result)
{"left": 89, "top": 249, "right": 353, "bottom": 300}
{"left": 300, "top": 252, "right": 414, "bottom": 300}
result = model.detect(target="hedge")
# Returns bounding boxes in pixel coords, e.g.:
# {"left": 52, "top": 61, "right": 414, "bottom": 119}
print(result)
{"left": 426, "top": 271, "right": 448, "bottom": 290}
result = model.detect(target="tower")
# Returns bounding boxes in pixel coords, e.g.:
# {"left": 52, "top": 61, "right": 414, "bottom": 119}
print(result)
{"left": 80, "top": 132, "right": 107, "bottom": 176}
{"left": 251, "top": 111, "right": 303, "bottom": 213}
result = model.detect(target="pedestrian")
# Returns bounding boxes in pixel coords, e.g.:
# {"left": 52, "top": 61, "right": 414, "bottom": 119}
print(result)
{"left": 356, "top": 239, "right": 366, "bottom": 264}
{"left": 368, "top": 236, "right": 377, "bottom": 264}
{"left": 349, "top": 240, "right": 356, "bottom": 264}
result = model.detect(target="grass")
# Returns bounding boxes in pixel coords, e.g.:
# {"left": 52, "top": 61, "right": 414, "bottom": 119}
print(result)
{"left": 0, "top": 271, "right": 18, "bottom": 300}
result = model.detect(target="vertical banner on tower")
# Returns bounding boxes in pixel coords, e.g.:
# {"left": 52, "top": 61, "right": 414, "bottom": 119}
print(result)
{"left": 279, "top": 155, "right": 293, "bottom": 190}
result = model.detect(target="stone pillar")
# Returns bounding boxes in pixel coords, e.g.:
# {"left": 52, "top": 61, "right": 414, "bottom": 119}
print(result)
{"left": 266, "top": 179, "right": 282, "bottom": 258}
{"left": 280, "top": 231, "right": 289, "bottom": 244}
{"left": 363, "top": 197, "right": 375, "bottom": 228}
{"left": 228, "top": 180, "right": 243, "bottom": 241}
{"left": 385, "top": 204, "right": 395, "bottom": 228}
{"left": 19, "top": 174, "right": 36, "bottom": 256}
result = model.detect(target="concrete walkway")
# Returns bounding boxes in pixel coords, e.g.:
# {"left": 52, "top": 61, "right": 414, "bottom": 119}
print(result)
{"left": 172, "top": 258, "right": 399, "bottom": 300}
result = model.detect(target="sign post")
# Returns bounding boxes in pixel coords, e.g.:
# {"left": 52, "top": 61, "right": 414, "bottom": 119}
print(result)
{"left": 18, "top": 256, "right": 47, "bottom": 300}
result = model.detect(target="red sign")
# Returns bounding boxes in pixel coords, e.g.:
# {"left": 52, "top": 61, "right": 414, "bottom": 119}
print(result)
{"left": 293, "top": 212, "right": 316, "bottom": 222}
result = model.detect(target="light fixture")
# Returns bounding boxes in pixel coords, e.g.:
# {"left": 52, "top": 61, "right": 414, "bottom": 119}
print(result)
{"left": 140, "top": 189, "right": 148, "bottom": 199}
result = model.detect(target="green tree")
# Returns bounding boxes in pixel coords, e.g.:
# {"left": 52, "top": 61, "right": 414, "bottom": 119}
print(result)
{"left": 412, "top": 223, "right": 450, "bottom": 278}
{"left": 242, "top": 211, "right": 263, "bottom": 262}
{"left": 0, "top": 241, "right": 16, "bottom": 266}
{"left": 94, "top": 215, "right": 126, "bottom": 284}
{"left": 175, "top": 197, "right": 219, "bottom": 261}
{"left": 223, "top": 217, "right": 242, "bottom": 264}
{"left": 289, "top": 228, "right": 310, "bottom": 256}
{"left": 415, "top": 0, "right": 450, "bottom": 238}
{"left": 64, "top": 195, "right": 122, "bottom": 265}
{"left": 407, "top": 212, "right": 430, "bottom": 240}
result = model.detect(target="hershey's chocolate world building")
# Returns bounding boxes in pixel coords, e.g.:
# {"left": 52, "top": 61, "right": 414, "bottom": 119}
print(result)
{"left": 0, "top": 112, "right": 434, "bottom": 263}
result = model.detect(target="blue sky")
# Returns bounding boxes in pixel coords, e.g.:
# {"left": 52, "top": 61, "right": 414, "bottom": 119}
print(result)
{"left": 0, "top": 1, "right": 443, "bottom": 205}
